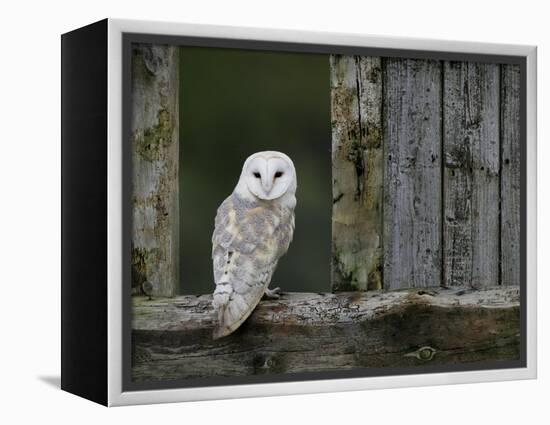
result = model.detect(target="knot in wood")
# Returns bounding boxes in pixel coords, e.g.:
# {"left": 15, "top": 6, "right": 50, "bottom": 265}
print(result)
{"left": 143, "top": 45, "right": 167, "bottom": 76}
{"left": 405, "top": 346, "right": 437, "bottom": 361}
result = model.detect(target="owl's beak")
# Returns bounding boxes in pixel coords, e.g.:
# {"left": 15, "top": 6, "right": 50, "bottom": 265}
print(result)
{"left": 261, "top": 178, "right": 272, "bottom": 194}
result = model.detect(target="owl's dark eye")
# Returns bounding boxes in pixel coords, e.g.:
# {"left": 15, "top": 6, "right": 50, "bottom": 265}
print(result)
{"left": 253, "top": 172, "right": 261, "bottom": 178}
{"left": 274, "top": 171, "right": 284, "bottom": 178}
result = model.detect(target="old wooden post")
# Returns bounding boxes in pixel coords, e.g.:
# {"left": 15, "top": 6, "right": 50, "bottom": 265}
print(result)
{"left": 330, "top": 55, "right": 383, "bottom": 291}
{"left": 501, "top": 64, "right": 521, "bottom": 286}
{"left": 443, "top": 62, "right": 500, "bottom": 288}
{"left": 131, "top": 44, "right": 179, "bottom": 297}
{"left": 383, "top": 58, "right": 443, "bottom": 290}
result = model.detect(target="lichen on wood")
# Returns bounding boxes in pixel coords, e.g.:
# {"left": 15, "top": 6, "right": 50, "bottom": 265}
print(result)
{"left": 131, "top": 44, "right": 179, "bottom": 297}
{"left": 330, "top": 55, "right": 383, "bottom": 291}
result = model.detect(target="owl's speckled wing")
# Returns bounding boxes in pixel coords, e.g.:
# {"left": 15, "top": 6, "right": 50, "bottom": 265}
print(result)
{"left": 211, "top": 194, "right": 294, "bottom": 339}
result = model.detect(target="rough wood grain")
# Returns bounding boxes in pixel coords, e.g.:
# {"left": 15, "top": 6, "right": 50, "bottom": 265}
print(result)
{"left": 132, "top": 287, "right": 520, "bottom": 381}
{"left": 443, "top": 62, "right": 500, "bottom": 288}
{"left": 131, "top": 44, "right": 180, "bottom": 297}
{"left": 500, "top": 65, "right": 521, "bottom": 286}
{"left": 383, "top": 59, "right": 442, "bottom": 290}
{"left": 331, "top": 55, "right": 383, "bottom": 291}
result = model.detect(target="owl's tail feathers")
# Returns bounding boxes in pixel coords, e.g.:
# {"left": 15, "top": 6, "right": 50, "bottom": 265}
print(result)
{"left": 212, "top": 283, "right": 233, "bottom": 340}
{"left": 213, "top": 306, "right": 231, "bottom": 340}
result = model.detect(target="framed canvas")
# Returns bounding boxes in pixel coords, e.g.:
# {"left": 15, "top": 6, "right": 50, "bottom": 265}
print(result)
{"left": 61, "top": 18, "right": 537, "bottom": 406}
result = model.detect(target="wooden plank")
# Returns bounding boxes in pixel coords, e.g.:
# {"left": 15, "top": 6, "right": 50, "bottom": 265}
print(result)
{"left": 383, "top": 58, "right": 442, "bottom": 290}
{"left": 500, "top": 65, "right": 521, "bottom": 286}
{"left": 443, "top": 62, "right": 500, "bottom": 288}
{"left": 131, "top": 287, "right": 520, "bottom": 381}
{"left": 331, "top": 55, "right": 383, "bottom": 291}
{"left": 131, "top": 44, "right": 180, "bottom": 297}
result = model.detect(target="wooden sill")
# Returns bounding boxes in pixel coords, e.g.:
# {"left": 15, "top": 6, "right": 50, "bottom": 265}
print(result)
{"left": 132, "top": 286, "right": 520, "bottom": 382}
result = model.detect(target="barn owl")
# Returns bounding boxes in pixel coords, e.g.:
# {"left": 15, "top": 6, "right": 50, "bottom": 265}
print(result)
{"left": 211, "top": 151, "right": 297, "bottom": 339}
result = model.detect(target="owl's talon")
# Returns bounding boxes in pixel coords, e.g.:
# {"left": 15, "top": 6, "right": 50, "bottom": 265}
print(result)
{"left": 264, "top": 287, "right": 281, "bottom": 300}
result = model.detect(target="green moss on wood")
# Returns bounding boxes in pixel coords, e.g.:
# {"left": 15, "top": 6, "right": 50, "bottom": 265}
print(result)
{"left": 131, "top": 246, "right": 156, "bottom": 290}
{"left": 134, "top": 109, "right": 174, "bottom": 162}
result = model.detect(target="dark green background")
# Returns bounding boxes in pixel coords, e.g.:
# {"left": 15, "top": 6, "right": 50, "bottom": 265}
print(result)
{"left": 178, "top": 46, "right": 331, "bottom": 295}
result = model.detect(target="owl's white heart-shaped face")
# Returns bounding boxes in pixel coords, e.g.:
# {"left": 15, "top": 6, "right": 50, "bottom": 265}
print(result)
{"left": 240, "top": 151, "right": 296, "bottom": 201}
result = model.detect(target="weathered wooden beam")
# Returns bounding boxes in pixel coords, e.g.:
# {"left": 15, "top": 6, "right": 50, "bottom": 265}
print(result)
{"left": 443, "top": 62, "right": 500, "bottom": 288}
{"left": 501, "top": 64, "right": 521, "bottom": 286}
{"left": 131, "top": 44, "right": 179, "bottom": 297}
{"left": 383, "top": 58, "right": 443, "bottom": 290}
{"left": 132, "top": 286, "right": 520, "bottom": 382}
{"left": 330, "top": 55, "right": 383, "bottom": 291}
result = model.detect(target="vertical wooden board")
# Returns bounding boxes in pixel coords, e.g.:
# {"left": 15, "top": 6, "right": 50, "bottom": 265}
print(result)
{"left": 501, "top": 64, "right": 521, "bottom": 286}
{"left": 331, "top": 55, "right": 383, "bottom": 291}
{"left": 383, "top": 58, "right": 442, "bottom": 290}
{"left": 443, "top": 62, "right": 500, "bottom": 288}
{"left": 131, "top": 44, "right": 180, "bottom": 297}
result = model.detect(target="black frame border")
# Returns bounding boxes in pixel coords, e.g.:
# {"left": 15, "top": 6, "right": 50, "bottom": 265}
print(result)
{"left": 61, "top": 19, "right": 109, "bottom": 405}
